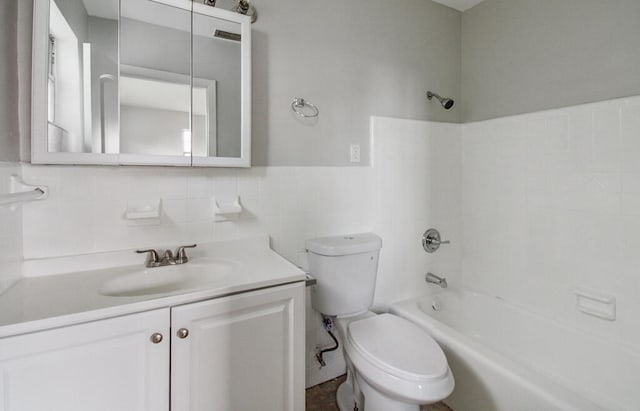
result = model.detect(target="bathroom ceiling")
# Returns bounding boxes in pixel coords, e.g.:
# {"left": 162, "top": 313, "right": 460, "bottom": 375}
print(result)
{"left": 431, "top": 0, "right": 485, "bottom": 12}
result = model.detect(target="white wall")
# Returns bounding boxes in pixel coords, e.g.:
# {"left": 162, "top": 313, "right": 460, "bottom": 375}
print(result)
{"left": 0, "top": 163, "right": 23, "bottom": 294}
{"left": 250, "top": 0, "right": 461, "bottom": 166}
{"left": 461, "top": 96, "right": 640, "bottom": 351}
{"left": 0, "top": 1, "right": 24, "bottom": 293}
{"left": 119, "top": 106, "right": 205, "bottom": 156}
{"left": 0, "top": 0, "right": 21, "bottom": 162}
{"left": 17, "top": 0, "right": 33, "bottom": 162}
{"left": 461, "top": 0, "right": 640, "bottom": 122}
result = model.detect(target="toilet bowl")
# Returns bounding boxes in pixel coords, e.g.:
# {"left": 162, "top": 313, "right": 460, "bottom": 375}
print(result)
{"left": 306, "top": 233, "right": 454, "bottom": 411}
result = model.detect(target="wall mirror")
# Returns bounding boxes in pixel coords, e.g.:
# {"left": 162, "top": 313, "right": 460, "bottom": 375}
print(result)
{"left": 31, "top": 0, "right": 251, "bottom": 167}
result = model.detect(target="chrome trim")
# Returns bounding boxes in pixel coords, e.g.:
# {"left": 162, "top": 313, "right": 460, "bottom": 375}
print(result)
{"left": 425, "top": 272, "right": 448, "bottom": 288}
{"left": 422, "top": 228, "right": 450, "bottom": 253}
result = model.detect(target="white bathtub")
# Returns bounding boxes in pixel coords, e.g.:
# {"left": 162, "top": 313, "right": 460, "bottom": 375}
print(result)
{"left": 390, "top": 289, "right": 640, "bottom": 411}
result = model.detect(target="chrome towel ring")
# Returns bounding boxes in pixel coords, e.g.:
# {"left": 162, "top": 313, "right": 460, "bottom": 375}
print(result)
{"left": 291, "top": 97, "right": 319, "bottom": 118}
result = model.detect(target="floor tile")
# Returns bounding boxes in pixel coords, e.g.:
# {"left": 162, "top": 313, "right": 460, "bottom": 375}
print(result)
{"left": 305, "top": 375, "right": 453, "bottom": 410}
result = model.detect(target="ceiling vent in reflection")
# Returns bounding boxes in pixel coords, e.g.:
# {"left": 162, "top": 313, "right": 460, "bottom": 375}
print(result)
{"left": 214, "top": 30, "right": 241, "bottom": 42}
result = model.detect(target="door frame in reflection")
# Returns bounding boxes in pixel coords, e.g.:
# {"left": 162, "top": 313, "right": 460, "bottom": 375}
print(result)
{"left": 119, "top": 64, "right": 217, "bottom": 158}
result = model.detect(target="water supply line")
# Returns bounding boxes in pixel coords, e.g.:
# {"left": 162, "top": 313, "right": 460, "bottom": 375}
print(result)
{"left": 316, "top": 316, "right": 339, "bottom": 367}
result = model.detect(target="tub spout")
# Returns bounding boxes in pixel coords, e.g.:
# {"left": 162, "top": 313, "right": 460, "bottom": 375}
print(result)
{"left": 426, "top": 272, "right": 447, "bottom": 288}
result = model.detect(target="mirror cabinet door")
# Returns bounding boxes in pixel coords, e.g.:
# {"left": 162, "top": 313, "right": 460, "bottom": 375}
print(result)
{"left": 191, "top": 3, "right": 251, "bottom": 167}
{"left": 118, "top": 0, "right": 191, "bottom": 165}
{"left": 192, "top": 10, "right": 241, "bottom": 160}
{"left": 36, "top": 0, "right": 120, "bottom": 164}
{"left": 32, "top": 0, "right": 251, "bottom": 167}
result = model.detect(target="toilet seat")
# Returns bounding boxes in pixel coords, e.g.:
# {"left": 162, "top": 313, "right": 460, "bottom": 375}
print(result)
{"left": 345, "top": 313, "right": 454, "bottom": 404}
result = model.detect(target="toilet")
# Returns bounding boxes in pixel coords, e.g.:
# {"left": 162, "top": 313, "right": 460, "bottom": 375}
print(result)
{"left": 306, "top": 233, "right": 454, "bottom": 411}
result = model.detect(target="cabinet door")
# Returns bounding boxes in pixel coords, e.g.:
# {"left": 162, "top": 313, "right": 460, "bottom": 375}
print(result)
{"left": 171, "top": 283, "right": 305, "bottom": 411}
{"left": 0, "top": 309, "right": 170, "bottom": 411}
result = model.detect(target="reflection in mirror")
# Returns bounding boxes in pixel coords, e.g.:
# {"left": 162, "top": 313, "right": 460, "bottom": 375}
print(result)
{"left": 192, "top": 10, "right": 242, "bottom": 158}
{"left": 119, "top": 0, "right": 192, "bottom": 157}
{"left": 47, "top": 0, "right": 118, "bottom": 154}
{"left": 36, "top": 0, "right": 250, "bottom": 166}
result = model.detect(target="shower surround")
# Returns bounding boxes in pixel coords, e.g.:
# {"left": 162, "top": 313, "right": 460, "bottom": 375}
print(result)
{"left": 461, "top": 95, "right": 640, "bottom": 352}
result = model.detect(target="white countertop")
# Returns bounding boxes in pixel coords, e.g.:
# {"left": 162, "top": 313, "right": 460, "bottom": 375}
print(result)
{"left": 0, "top": 236, "right": 306, "bottom": 338}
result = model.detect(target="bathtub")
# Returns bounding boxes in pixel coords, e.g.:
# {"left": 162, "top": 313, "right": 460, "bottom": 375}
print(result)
{"left": 390, "top": 289, "right": 640, "bottom": 411}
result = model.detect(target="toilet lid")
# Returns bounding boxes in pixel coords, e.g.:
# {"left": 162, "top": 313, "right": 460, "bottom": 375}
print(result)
{"left": 347, "top": 314, "right": 449, "bottom": 382}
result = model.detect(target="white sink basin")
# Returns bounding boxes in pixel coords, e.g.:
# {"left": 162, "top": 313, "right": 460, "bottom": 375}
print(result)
{"left": 99, "top": 258, "right": 237, "bottom": 297}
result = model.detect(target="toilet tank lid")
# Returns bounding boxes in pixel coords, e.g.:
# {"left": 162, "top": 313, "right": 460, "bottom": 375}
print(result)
{"left": 306, "top": 233, "right": 382, "bottom": 256}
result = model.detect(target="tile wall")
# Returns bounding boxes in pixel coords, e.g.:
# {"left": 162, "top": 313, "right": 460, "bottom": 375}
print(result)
{"left": 370, "top": 117, "right": 462, "bottom": 309}
{"left": 461, "top": 96, "right": 640, "bottom": 351}
{"left": 19, "top": 166, "right": 374, "bottom": 260}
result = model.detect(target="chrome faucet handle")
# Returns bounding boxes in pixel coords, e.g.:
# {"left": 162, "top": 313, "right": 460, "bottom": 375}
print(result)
{"left": 136, "top": 249, "right": 161, "bottom": 267}
{"left": 422, "top": 228, "right": 450, "bottom": 253}
{"left": 175, "top": 244, "right": 197, "bottom": 263}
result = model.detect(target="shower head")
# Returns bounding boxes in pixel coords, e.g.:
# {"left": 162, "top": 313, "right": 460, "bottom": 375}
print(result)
{"left": 426, "top": 91, "right": 455, "bottom": 110}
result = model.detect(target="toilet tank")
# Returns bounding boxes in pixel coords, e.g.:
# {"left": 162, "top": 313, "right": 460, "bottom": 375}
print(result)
{"left": 306, "top": 233, "right": 382, "bottom": 317}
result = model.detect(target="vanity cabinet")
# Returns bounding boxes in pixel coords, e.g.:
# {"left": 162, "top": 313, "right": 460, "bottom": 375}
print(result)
{"left": 0, "top": 282, "right": 304, "bottom": 411}
{"left": 171, "top": 283, "right": 305, "bottom": 410}
{"left": 0, "top": 309, "right": 170, "bottom": 411}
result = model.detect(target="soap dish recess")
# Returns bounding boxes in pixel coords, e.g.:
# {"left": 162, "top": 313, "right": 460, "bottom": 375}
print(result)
{"left": 125, "top": 200, "right": 162, "bottom": 221}
{"left": 574, "top": 288, "right": 616, "bottom": 321}
{"left": 213, "top": 196, "right": 242, "bottom": 222}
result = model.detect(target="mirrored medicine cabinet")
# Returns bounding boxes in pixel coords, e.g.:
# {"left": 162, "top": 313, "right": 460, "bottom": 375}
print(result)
{"left": 31, "top": 0, "right": 251, "bottom": 167}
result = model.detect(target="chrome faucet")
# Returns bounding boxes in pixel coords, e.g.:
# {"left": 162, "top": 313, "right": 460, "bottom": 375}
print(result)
{"left": 425, "top": 272, "right": 448, "bottom": 288}
{"left": 163, "top": 249, "right": 176, "bottom": 265}
{"left": 136, "top": 244, "right": 197, "bottom": 268}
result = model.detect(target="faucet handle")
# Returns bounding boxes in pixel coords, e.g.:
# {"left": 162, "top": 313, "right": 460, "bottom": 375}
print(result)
{"left": 136, "top": 249, "right": 161, "bottom": 266}
{"left": 175, "top": 244, "right": 197, "bottom": 262}
{"left": 422, "top": 228, "right": 450, "bottom": 253}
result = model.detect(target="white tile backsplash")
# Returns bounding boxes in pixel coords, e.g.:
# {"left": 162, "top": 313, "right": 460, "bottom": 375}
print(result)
{"left": 20, "top": 165, "right": 374, "bottom": 260}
